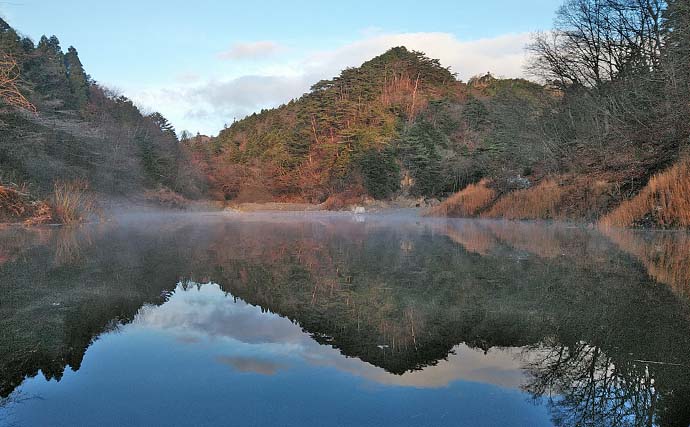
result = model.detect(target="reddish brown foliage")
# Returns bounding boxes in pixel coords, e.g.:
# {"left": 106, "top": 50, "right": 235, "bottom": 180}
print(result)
{"left": 0, "top": 185, "right": 52, "bottom": 224}
{"left": 145, "top": 188, "right": 190, "bottom": 210}
{"left": 321, "top": 186, "right": 367, "bottom": 211}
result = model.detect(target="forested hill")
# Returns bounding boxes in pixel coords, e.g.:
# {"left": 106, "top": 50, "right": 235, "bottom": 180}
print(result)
{"left": 185, "top": 47, "right": 561, "bottom": 206}
{"left": 188, "top": 0, "right": 690, "bottom": 228}
{"left": 0, "top": 18, "right": 204, "bottom": 202}
{"left": 187, "top": 47, "right": 513, "bottom": 203}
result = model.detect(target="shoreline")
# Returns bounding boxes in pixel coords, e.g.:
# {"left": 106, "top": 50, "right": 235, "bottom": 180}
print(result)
{"left": 3, "top": 199, "right": 690, "bottom": 232}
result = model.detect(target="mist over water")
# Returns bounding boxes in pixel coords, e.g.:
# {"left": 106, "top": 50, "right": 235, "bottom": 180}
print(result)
{"left": 1, "top": 212, "right": 689, "bottom": 426}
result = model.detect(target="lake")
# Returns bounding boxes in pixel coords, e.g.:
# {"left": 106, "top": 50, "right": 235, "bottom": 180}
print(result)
{"left": 1, "top": 212, "right": 689, "bottom": 426}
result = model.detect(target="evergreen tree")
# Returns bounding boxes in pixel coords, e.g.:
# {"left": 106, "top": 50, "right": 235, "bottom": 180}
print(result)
{"left": 0, "top": 17, "right": 22, "bottom": 55}
{"left": 356, "top": 146, "right": 400, "bottom": 199}
{"left": 0, "top": 17, "right": 10, "bottom": 32}
{"left": 148, "top": 112, "right": 177, "bottom": 139}
{"left": 64, "top": 46, "right": 89, "bottom": 109}
{"left": 397, "top": 119, "right": 444, "bottom": 197}
{"left": 30, "top": 35, "right": 71, "bottom": 102}
{"left": 461, "top": 96, "right": 489, "bottom": 131}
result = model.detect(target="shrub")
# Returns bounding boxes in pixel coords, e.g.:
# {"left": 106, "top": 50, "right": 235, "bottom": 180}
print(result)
{"left": 0, "top": 184, "right": 52, "bottom": 224}
{"left": 144, "top": 188, "right": 190, "bottom": 210}
{"left": 50, "top": 180, "right": 99, "bottom": 224}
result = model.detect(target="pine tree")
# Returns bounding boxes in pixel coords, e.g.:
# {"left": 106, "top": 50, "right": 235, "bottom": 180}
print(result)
{"left": 148, "top": 112, "right": 177, "bottom": 139}
{"left": 30, "top": 35, "right": 71, "bottom": 102}
{"left": 397, "top": 119, "right": 444, "bottom": 197}
{"left": 64, "top": 46, "right": 89, "bottom": 109}
{"left": 356, "top": 146, "right": 400, "bottom": 199}
{"left": 0, "top": 17, "right": 22, "bottom": 55}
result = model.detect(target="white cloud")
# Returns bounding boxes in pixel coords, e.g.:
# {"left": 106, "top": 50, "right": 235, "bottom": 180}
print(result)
{"left": 126, "top": 31, "right": 532, "bottom": 135}
{"left": 301, "top": 32, "right": 531, "bottom": 81}
{"left": 218, "top": 41, "right": 285, "bottom": 60}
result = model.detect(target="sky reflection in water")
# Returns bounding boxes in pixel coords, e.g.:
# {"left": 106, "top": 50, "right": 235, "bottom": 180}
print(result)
{"left": 1, "top": 212, "right": 689, "bottom": 426}
{"left": 5, "top": 282, "right": 550, "bottom": 427}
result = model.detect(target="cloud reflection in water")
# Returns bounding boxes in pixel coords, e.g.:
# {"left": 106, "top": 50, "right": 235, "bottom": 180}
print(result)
{"left": 133, "top": 282, "right": 529, "bottom": 389}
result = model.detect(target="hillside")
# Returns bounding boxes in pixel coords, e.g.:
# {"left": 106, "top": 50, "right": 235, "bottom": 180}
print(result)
{"left": 187, "top": 47, "right": 453, "bottom": 203}
{"left": 2, "top": 0, "right": 690, "bottom": 229}
{"left": 185, "top": 0, "right": 690, "bottom": 228}
{"left": 430, "top": 0, "right": 690, "bottom": 226}
{"left": 187, "top": 47, "right": 555, "bottom": 206}
{"left": 0, "top": 18, "right": 205, "bottom": 222}
{"left": 186, "top": 46, "right": 655, "bottom": 220}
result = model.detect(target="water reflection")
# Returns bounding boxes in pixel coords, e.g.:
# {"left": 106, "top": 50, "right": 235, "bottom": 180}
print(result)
{"left": 135, "top": 282, "right": 529, "bottom": 389}
{"left": 0, "top": 213, "right": 689, "bottom": 426}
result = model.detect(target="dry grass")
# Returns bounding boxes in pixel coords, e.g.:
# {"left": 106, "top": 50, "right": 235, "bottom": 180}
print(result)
{"left": 426, "top": 179, "right": 496, "bottom": 217}
{"left": 0, "top": 184, "right": 52, "bottom": 224}
{"left": 50, "top": 180, "right": 99, "bottom": 224}
{"left": 0, "top": 185, "right": 30, "bottom": 219}
{"left": 482, "top": 176, "right": 616, "bottom": 221}
{"left": 483, "top": 179, "right": 565, "bottom": 220}
{"left": 23, "top": 201, "right": 52, "bottom": 225}
{"left": 600, "top": 160, "right": 690, "bottom": 228}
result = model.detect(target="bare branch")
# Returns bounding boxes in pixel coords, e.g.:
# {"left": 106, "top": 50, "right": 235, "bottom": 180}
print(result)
{"left": 0, "top": 53, "right": 36, "bottom": 113}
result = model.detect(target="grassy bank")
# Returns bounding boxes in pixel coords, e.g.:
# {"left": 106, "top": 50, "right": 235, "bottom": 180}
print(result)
{"left": 428, "top": 158, "right": 690, "bottom": 229}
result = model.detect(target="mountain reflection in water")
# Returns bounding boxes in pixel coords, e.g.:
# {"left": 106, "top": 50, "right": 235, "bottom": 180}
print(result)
{"left": 1, "top": 212, "right": 689, "bottom": 426}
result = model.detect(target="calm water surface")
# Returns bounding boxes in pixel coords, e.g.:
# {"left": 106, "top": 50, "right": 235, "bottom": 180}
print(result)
{"left": 1, "top": 212, "right": 689, "bottom": 426}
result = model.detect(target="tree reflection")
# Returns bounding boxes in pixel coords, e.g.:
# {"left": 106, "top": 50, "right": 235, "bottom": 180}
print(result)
{"left": 1, "top": 215, "right": 689, "bottom": 426}
{"left": 524, "top": 341, "right": 666, "bottom": 427}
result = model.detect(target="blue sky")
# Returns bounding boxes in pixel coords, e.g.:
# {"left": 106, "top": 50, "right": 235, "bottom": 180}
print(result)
{"left": 2, "top": 0, "right": 563, "bottom": 135}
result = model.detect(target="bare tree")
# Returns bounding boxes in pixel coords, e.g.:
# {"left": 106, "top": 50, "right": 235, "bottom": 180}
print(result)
{"left": 528, "top": 0, "right": 666, "bottom": 87}
{"left": 0, "top": 54, "right": 36, "bottom": 113}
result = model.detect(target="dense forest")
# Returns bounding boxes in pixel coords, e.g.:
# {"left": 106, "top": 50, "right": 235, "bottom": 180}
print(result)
{"left": 0, "top": 17, "right": 205, "bottom": 223}
{"left": 1, "top": 0, "right": 689, "bottom": 227}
